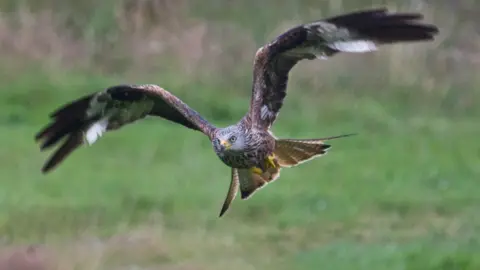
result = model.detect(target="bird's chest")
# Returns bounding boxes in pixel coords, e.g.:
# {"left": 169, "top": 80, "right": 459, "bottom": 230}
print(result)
{"left": 219, "top": 151, "right": 258, "bottom": 169}
{"left": 219, "top": 138, "right": 274, "bottom": 169}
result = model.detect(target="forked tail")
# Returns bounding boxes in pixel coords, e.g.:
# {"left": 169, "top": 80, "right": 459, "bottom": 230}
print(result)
{"left": 274, "top": 133, "right": 356, "bottom": 168}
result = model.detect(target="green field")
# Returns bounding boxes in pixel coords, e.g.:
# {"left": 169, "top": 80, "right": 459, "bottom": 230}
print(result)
{"left": 0, "top": 1, "right": 478, "bottom": 269}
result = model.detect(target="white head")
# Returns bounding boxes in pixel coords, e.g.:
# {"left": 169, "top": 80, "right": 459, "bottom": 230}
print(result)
{"left": 212, "top": 125, "right": 246, "bottom": 154}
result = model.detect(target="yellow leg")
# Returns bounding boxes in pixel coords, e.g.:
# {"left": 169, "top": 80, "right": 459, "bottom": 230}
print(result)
{"left": 250, "top": 155, "right": 277, "bottom": 176}
{"left": 265, "top": 154, "right": 277, "bottom": 170}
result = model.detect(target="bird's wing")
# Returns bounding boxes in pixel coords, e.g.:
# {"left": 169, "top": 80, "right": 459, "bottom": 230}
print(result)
{"left": 246, "top": 8, "right": 439, "bottom": 129}
{"left": 35, "top": 84, "right": 216, "bottom": 173}
{"left": 219, "top": 168, "right": 240, "bottom": 217}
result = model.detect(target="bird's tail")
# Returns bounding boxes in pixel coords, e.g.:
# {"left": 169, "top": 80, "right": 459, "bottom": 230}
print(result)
{"left": 35, "top": 94, "right": 97, "bottom": 173}
{"left": 273, "top": 133, "right": 356, "bottom": 168}
{"left": 219, "top": 164, "right": 283, "bottom": 217}
{"left": 236, "top": 164, "right": 282, "bottom": 201}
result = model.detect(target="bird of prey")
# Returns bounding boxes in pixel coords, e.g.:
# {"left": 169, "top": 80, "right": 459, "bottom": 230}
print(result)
{"left": 35, "top": 8, "right": 439, "bottom": 217}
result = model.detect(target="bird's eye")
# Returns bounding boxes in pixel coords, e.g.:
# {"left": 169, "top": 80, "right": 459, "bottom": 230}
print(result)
{"left": 229, "top": 136, "right": 237, "bottom": 143}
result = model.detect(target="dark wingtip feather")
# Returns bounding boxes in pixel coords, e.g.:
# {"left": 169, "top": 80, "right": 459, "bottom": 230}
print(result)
{"left": 36, "top": 94, "right": 93, "bottom": 144}
{"left": 35, "top": 122, "right": 56, "bottom": 142}
{"left": 49, "top": 94, "right": 94, "bottom": 118}
{"left": 325, "top": 7, "right": 389, "bottom": 24}
{"left": 41, "top": 132, "right": 83, "bottom": 173}
{"left": 37, "top": 118, "right": 84, "bottom": 151}
{"left": 36, "top": 94, "right": 94, "bottom": 173}
{"left": 325, "top": 8, "right": 439, "bottom": 44}
{"left": 219, "top": 204, "right": 229, "bottom": 218}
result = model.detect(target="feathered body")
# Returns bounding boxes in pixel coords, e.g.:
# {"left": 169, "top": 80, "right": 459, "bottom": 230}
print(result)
{"left": 35, "top": 8, "right": 439, "bottom": 217}
{"left": 212, "top": 123, "right": 275, "bottom": 170}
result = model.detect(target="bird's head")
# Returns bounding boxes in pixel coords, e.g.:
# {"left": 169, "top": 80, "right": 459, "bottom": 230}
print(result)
{"left": 213, "top": 126, "right": 246, "bottom": 154}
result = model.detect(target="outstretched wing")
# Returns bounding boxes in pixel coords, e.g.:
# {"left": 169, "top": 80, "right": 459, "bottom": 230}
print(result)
{"left": 246, "top": 8, "right": 439, "bottom": 129}
{"left": 35, "top": 84, "right": 216, "bottom": 173}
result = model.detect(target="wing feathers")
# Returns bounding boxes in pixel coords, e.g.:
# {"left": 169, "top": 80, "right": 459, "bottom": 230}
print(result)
{"left": 36, "top": 94, "right": 97, "bottom": 172}
{"left": 36, "top": 84, "right": 216, "bottom": 173}
{"left": 37, "top": 118, "right": 87, "bottom": 150}
{"left": 48, "top": 94, "right": 94, "bottom": 119}
{"left": 112, "top": 84, "right": 215, "bottom": 135}
{"left": 247, "top": 8, "right": 439, "bottom": 129}
{"left": 41, "top": 132, "right": 83, "bottom": 173}
{"left": 84, "top": 117, "right": 109, "bottom": 145}
{"left": 328, "top": 40, "right": 377, "bottom": 53}
{"left": 219, "top": 168, "right": 240, "bottom": 217}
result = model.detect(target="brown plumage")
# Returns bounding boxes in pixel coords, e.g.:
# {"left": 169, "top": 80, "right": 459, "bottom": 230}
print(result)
{"left": 247, "top": 7, "right": 438, "bottom": 130}
{"left": 35, "top": 84, "right": 216, "bottom": 173}
{"left": 35, "top": 8, "right": 439, "bottom": 217}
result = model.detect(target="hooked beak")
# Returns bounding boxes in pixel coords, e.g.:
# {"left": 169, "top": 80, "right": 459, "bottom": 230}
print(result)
{"left": 219, "top": 139, "right": 232, "bottom": 150}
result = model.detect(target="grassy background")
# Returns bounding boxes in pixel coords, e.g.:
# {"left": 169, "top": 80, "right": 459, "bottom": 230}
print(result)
{"left": 0, "top": 0, "right": 479, "bottom": 269}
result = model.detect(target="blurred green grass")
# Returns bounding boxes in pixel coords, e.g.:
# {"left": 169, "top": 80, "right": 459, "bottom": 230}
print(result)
{"left": 0, "top": 66, "right": 478, "bottom": 269}
{"left": 0, "top": 0, "right": 478, "bottom": 269}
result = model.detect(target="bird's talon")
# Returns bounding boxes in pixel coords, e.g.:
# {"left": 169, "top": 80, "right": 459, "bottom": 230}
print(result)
{"left": 265, "top": 155, "right": 277, "bottom": 169}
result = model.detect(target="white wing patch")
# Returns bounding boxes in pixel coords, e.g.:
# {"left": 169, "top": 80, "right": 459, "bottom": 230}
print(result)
{"left": 84, "top": 117, "right": 109, "bottom": 145}
{"left": 260, "top": 105, "right": 275, "bottom": 121}
{"left": 328, "top": 40, "right": 377, "bottom": 52}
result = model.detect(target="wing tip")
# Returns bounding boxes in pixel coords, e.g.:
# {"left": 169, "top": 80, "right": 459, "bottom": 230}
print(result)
{"left": 218, "top": 205, "right": 229, "bottom": 217}
{"left": 40, "top": 132, "right": 84, "bottom": 174}
{"left": 218, "top": 168, "right": 240, "bottom": 218}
